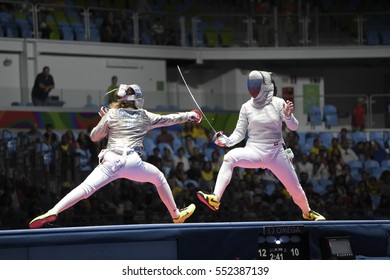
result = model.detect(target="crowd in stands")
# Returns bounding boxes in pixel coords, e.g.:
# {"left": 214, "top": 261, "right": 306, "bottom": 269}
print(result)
{"left": 1, "top": 120, "right": 390, "bottom": 230}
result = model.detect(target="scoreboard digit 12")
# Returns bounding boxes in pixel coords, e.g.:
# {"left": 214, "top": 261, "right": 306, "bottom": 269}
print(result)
{"left": 257, "top": 225, "right": 309, "bottom": 260}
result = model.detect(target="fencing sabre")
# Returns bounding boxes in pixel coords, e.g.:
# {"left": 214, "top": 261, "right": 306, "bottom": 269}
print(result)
{"left": 177, "top": 65, "right": 217, "bottom": 134}
{"left": 104, "top": 88, "right": 118, "bottom": 96}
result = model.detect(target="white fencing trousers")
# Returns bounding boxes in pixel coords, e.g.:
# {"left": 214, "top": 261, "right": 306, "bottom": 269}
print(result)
{"left": 50, "top": 150, "right": 180, "bottom": 219}
{"left": 214, "top": 142, "right": 311, "bottom": 214}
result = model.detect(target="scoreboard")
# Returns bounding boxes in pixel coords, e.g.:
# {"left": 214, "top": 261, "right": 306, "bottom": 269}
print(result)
{"left": 257, "top": 225, "right": 310, "bottom": 260}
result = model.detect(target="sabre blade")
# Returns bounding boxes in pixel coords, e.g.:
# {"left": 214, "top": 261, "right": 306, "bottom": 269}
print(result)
{"left": 104, "top": 87, "right": 118, "bottom": 96}
{"left": 177, "top": 65, "right": 217, "bottom": 134}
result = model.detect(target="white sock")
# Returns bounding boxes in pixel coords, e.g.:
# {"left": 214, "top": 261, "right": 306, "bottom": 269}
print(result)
{"left": 156, "top": 182, "right": 180, "bottom": 219}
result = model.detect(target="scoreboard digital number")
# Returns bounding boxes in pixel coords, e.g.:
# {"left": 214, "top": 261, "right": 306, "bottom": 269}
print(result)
{"left": 257, "top": 225, "right": 309, "bottom": 260}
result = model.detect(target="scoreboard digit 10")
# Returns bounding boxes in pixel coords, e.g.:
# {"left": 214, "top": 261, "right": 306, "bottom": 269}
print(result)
{"left": 257, "top": 225, "right": 309, "bottom": 260}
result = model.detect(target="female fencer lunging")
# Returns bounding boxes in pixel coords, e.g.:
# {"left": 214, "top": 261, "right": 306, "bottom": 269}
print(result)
{"left": 30, "top": 83, "right": 201, "bottom": 228}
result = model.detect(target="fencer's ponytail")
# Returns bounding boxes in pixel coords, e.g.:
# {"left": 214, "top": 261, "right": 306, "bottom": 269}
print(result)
{"left": 272, "top": 80, "right": 278, "bottom": 96}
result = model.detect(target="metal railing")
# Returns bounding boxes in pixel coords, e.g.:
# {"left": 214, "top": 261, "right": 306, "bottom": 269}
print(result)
{"left": 1, "top": 1, "right": 389, "bottom": 47}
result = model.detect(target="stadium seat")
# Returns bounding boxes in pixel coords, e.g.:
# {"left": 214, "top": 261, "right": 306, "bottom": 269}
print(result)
{"left": 369, "top": 131, "right": 385, "bottom": 148}
{"left": 204, "top": 28, "right": 219, "bottom": 47}
{"left": 363, "top": 160, "right": 380, "bottom": 175}
{"left": 381, "top": 159, "right": 390, "bottom": 171}
{"left": 347, "top": 160, "right": 363, "bottom": 173}
{"left": 61, "top": 26, "right": 74, "bottom": 40}
{"left": 195, "top": 137, "right": 207, "bottom": 150}
{"left": 220, "top": 28, "right": 233, "bottom": 47}
{"left": 307, "top": 105, "right": 322, "bottom": 127}
{"left": 323, "top": 104, "right": 338, "bottom": 128}
{"left": 352, "top": 131, "right": 367, "bottom": 144}
{"left": 143, "top": 137, "right": 156, "bottom": 156}
{"left": 90, "top": 27, "right": 101, "bottom": 42}
{"left": 319, "top": 131, "right": 334, "bottom": 148}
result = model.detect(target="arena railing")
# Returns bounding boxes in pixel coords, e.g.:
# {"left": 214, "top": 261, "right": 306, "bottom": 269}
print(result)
{"left": 1, "top": 1, "right": 389, "bottom": 47}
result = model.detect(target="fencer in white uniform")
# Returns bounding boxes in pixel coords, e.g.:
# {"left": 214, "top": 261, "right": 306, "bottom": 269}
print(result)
{"left": 29, "top": 84, "right": 201, "bottom": 228}
{"left": 197, "top": 70, "right": 325, "bottom": 221}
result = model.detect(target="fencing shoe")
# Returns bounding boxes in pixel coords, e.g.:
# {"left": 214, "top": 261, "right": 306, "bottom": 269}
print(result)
{"left": 29, "top": 212, "right": 58, "bottom": 229}
{"left": 197, "top": 191, "right": 220, "bottom": 211}
{"left": 173, "top": 204, "right": 196, "bottom": 223}
{"left": 303, "top": 210, "right": 326, "bottom": 221}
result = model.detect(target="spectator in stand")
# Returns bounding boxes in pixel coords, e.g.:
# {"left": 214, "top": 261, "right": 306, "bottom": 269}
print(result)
{"left": 371, "top": 140, "right": 388, "bottom": 163}
{"left": 181, "top": 122, "right": 193, "bottom": 138}
{"left": 296, "top": 153, "right": 314, "bottom": 180}
{"left": 285, "top": 130, "right": 303, "bottom": 162}
{"left": 189, "top": 146, "right": 205, "bottom": 165}
{"left": 31, "top": 66, "right": 55, "bottom": 106}
{"left": 63, "top": 130, "right": 79, "bottom": 151}
{"left": 380, "top": 170, "right": 390, "bottom": 199}
{"left": 374, "top": 195, "right": 390, "bottom": 219}
{"left": 39, "top": 21, "right": 52, "bottom": 39}
{"left": 173, "top": 147, "right": 190, "bottom": 172}
{"left": 151, "top": 17, "right": 166, "bottom": 45}
{"left": 310, "top": 137, "right": 326, "bottom": 157}
{"left": 156, "top": 127, "right": 175, "bottom": 146}
{"left": 327, "top": 147, "right": 345, "bottom": 180}
{"left": 161, "top": 146, "right": 175, "bottom": 172}
{"left": 339, "top": 127, "right": 354, "bottom": 147}
{"left": 106, "top": 75, "right": 119, "bottom": 104}
{"left": 200, "top": 161, "right": 215, "bottom": 189}
{"left": 26, "top": 122, "right": 43, "bottom": 145}
{"left": 191, "top": 123, "right": 208, "bottom": 140}
{"left": 339, "top": 139, "right": 359, "bottom": 163}
{"left": 182, "top": 134, "right": 197, "bottom": 158}
{"left": 327, "top": 137, "right": 340, "bottom": 155}
{"left": 147, "top": 147, "right": 162, "bottom": 166}
{"left": 186, "top": 157, "right": 202, "bottom": 184}
{"left": 312, "top": 154, "right": 329, "bottom": 180}
{"left": 84, "top": 94, "right": 99, "bottom": 110}
{"left": 351, "top": 97, "right": 366, "bottom": 132}
{"left": 353, "top": 141, "right": 368, "bottom": 161}
{"left": 210, "top": 150, "right": 223, "bottom": 176}
{"left": 100, "top": 11, "right": 120, "bottom": 43}
{"left": 172, "top": 161, "right": 188, "bottom": 184}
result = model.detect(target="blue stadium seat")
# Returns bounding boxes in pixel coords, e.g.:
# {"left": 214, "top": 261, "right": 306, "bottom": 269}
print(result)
{"left": 323, "top": 104, "right": 338, "bottom": 128}
{"left": 381, "top": 159, "right": 390, "bottom": 170}
{"left": 363, "top": 160, "right": 380, "bottom": 175}
{"left": 347, "top": 160, "right": 363, "bottom": 174}
{"left": 61, "top": 26, "right": 74, "bottom": 40}
{"left": 195, "top": 137, "right": 207, "bottom": 150}
{"left": 90, "top": 27, "right": 101, "bottom": 42}
{"left": 369, "top": 131, "right": 385, "bottom": 148}
{"left": 307, "top": 105, "right": 322, "bottom": 127}
{"left": 74, "top": 27, "right": 85, "bottom": 41}
{"left": 143, "top": 137, "right": 156, "bottom": 156}
{"left": 319, "top": 131, "right": 334, "bottom": 148}
{"left": 352, "top": 131, "right": 367, "bottom": 144}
